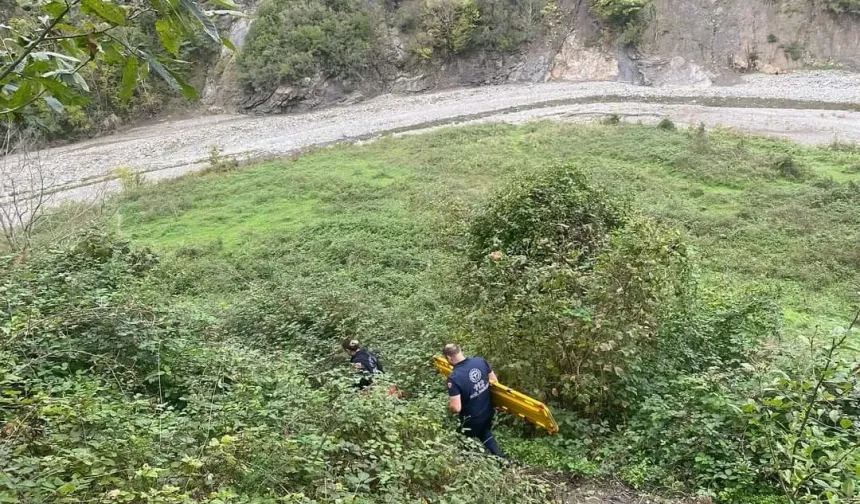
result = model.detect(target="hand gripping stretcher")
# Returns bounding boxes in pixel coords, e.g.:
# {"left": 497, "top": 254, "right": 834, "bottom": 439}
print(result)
{"left": 433, "top": 356, "right": 559, "bottom": 434}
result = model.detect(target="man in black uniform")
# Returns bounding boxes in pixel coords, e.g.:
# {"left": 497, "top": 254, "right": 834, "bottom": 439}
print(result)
{"left": 342, "top": 338, "right": 384, "bottom": 388}
{"left": 443, "top": 343, "right": 504, "bottom": 458}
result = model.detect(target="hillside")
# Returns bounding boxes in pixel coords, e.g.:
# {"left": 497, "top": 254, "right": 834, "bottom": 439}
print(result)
{"left": 200, "top": 0, "right": 860, "bottom": 112}
{"left": 5, "top": 0, "right": 858, "bottom": 143}
{"left": 2, "top": 1, "right": 860, "bottom": 502}
{"left": 4, "top": 122, "right": 859, "bottom": 503}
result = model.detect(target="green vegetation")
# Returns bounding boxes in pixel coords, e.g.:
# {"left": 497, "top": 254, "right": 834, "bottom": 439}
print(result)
{"left": 238, "top": 0, "right": 560, "bottom": 93}
{"left": 783, "top": 41, "right": 805, "bottom": 62}
{"left": 590, "top": 0, "right": 651, "bottom": 44}
{"left": 238, "top": 0, "right": 377, "bottom": 94}
{"left": 822, "top": 0, "right": 860, "bottom": 15}
{"left": 1, "top": 0, "right": 225, "bottom": 141}
{"left": 5, "top": 123, "right": 860, "bottom": 502}
{"left": 412, "top": 0, "right": 482, "bottom": 59}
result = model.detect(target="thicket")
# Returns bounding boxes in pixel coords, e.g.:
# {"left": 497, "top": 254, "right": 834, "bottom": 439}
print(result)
{"left": 821, "top": 0, "right": 860, "bottom": 15}
{"left": 4, "top": 124, "right": 860, "bottom": 503}
{"left": 0, "top": 232, "right": 551, "bottom": 503}
{"left": 590, "top": 0, "right": 651, "bottom": 44}
{"left": 238, "top": 0, "right": 559, "bottom": 93}
{"left": 460, "top": 163, "right": 860, "bottom": 502}
{"left": 238, "top": 0, "right": 377, "bottom": 94}
{"left": 462, "top": 164, "right": 691, "bottom": 414}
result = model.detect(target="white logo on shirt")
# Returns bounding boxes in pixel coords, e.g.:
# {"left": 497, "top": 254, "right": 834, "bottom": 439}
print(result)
{"left": 469, "top": 368, "right": 482, "bottom": 383}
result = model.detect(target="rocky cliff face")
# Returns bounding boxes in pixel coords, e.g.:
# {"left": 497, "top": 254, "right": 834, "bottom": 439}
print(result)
{"left": 637, "top": 0, "right": 860, "bottom": 84}
{"left": 201, "top": 0, "right": 860, "bottom": 113}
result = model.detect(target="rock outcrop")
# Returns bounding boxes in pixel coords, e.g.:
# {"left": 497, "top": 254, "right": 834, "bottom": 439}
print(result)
{"left": 201, "top": 0, "right": 860, "bottom": 113}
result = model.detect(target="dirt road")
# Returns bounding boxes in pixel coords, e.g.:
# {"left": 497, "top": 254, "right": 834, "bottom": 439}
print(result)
{"left": 6, "top": 71, "right": 860, "bottom": 206}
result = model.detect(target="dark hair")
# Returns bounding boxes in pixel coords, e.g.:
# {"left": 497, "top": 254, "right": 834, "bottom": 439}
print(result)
{"left": 342, "top": 338, "right": 360, "bottom": 352}
{"left": 443, "top": 344, "right": 461, "bottom": 357}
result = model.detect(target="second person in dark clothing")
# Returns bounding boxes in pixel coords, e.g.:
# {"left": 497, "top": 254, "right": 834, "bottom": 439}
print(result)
{"left": 342, "top": 338, "right": 384, "bottom": 388}
{"left": 443, "top": 343, "right": 505, "bottom": 458}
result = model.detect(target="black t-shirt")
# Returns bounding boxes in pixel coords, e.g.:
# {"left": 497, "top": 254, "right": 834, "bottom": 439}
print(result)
{"left": 447, "top": 357, "right": 493, "bottom": 424}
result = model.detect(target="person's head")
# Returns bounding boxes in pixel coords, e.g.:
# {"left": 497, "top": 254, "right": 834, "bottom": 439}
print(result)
{"left": 443, "top": 343, "right": 465, "bottom": 365}
{"left": 342, "top": 337, "right": 360, "bottom": 356}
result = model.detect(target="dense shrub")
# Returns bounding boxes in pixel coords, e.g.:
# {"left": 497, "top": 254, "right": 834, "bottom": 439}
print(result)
{"left": 591, "top": 0, "right": 648, "bottom": 26}
{"left": 0, "top": 234, "right": 553, "bottom": 503}
{"left": 590, "top": 0, "right": 651, "bottom": 43}
{"left": 744, "top": 329, "right": 860, "bottom": 504}
{"left": 462, "top": 163, "right": 691, "bottom": 415}
{"left": 458, "top": 162, "right": 859, "bottom": 502}
{"left": 470, "top": 0, "right": 557, "bottom": 52}
{"left": 238, "top": 0, "right": 377, "bottom": 93}
{"left": 822, "top": 0, "right": 860, "bottom": 15}
{"left": 411, "top": 0, "right": 481, "bottom": 60}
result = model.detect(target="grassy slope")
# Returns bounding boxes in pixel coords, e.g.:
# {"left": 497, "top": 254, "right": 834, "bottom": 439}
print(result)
{"left": 115, "top": 122, "right": 860, "bottom": 340}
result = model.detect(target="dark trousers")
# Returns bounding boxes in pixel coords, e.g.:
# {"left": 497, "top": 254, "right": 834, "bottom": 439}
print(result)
{"left": 461, "top": 416, "right": 505, "bottom": 458}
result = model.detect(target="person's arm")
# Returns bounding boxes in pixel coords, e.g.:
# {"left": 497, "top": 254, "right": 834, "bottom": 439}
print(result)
{"left": 486, "top": 359, "right": 498, "bottom": 383}
{"left": 448, "top": 394, "right": 462, "bottom": 414}
{"left": 447, "top": 379, "right": 462, "bottom": 413}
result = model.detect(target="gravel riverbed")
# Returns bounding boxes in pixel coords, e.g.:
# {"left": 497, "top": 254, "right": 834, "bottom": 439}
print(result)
{"left": 5, "top": 71, "right": 860, "bottom": 206}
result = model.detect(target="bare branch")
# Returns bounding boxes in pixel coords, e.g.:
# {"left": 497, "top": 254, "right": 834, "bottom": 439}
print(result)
{"left": 0, "top": 125, "right": 54, "bottom": 252}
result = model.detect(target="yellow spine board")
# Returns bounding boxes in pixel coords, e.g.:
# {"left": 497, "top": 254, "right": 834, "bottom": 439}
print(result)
{"left": 433, "top": 356, "right": 559, "bottom": 434}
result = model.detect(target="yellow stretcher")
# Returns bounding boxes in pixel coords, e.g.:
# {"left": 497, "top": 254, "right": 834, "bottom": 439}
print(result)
{"left": 433, "top": 356, "right": 559, "bottom": 434}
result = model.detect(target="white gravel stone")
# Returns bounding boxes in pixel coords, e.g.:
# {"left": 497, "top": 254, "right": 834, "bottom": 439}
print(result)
{"left": 4, "top": 71, "right": 860, "bottom": 207}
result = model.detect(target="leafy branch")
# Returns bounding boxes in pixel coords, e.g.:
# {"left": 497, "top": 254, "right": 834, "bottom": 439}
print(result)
{"left": 0, "top": 0, "right": 77, "bottom": 83}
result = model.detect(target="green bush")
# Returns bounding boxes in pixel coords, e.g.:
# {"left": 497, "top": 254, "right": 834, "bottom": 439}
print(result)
{"left": 657, "top": 117, "right": 676, "bottom": 131}
{"left": 470, "top": 0, "right": 554, "bottom": 52}
{"left": 206, "top": 145, "right": 240, "bottom": 173}
{"left": 601, "top": 318, "right": 859, "bottom": 502}
{"left": 822, "top": 0, "right": 860, "bottom": 15}
{"left": 462, "top": 163, "right": 691, "bottom": 415}
{"left": 744, "top": 330, "right": 860, "bottom": 503}
{"left": 0, "top": 233, "right": 553, "bottom": 503}
{"left": 618, "top": 373, "right": 756, "bottom": 496}
{"left": 412, "top": 0, "right": 481, "bottom": 59}
{"left": 772, "top": 154, "right": 807, "bottom": 179}
{"left": 238, "top": 0, "right": 376, "bottom": 93}
{"left": 590, "top": 0, "right": 651, "bottom": 43}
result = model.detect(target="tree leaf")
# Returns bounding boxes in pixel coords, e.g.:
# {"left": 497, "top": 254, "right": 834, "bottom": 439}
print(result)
{"left": 30, "top": 52, "right": 81, "bottom": 63}
{"left": 43, "top": 1, "right": 67, "bottom": 18}
{"left": 81, "top": 0, "right": 127, "bottom": 26}
{"left": 7, "top": 80, "right": 38, "bottom": 110}
{"left": 220, "top": 36, "right": 237, "bottom": 53}
{"left": 141, "top": 53, "right": 180, "bottom": 92}
{"left": 56, "top": 483, "right": 76, "bottom": 495}
{"left": 102, "top": 42, "right": 125, "bottom": 64}
{"left": 155, "top": 18, "right": 181, "bottom": 57}
{"left": 120, "top": 56, "right": 138, "bottom": 102}
{"left": 167, "top": 67, "right": 198, "bottom": 100}
{"left": 72, "top": 71, "right": 90, "bottom": 92}
{"left": 843, "top": 478, "right": 855, "bottom": 498}
{"left": 34, "top": 77, "right": 76, "bottom": 108}
{"left": 179, "top": 0, "right": 220, "bottom": 43}
{"left": 43, "top": 96, "right": 65, "bottom": 112}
